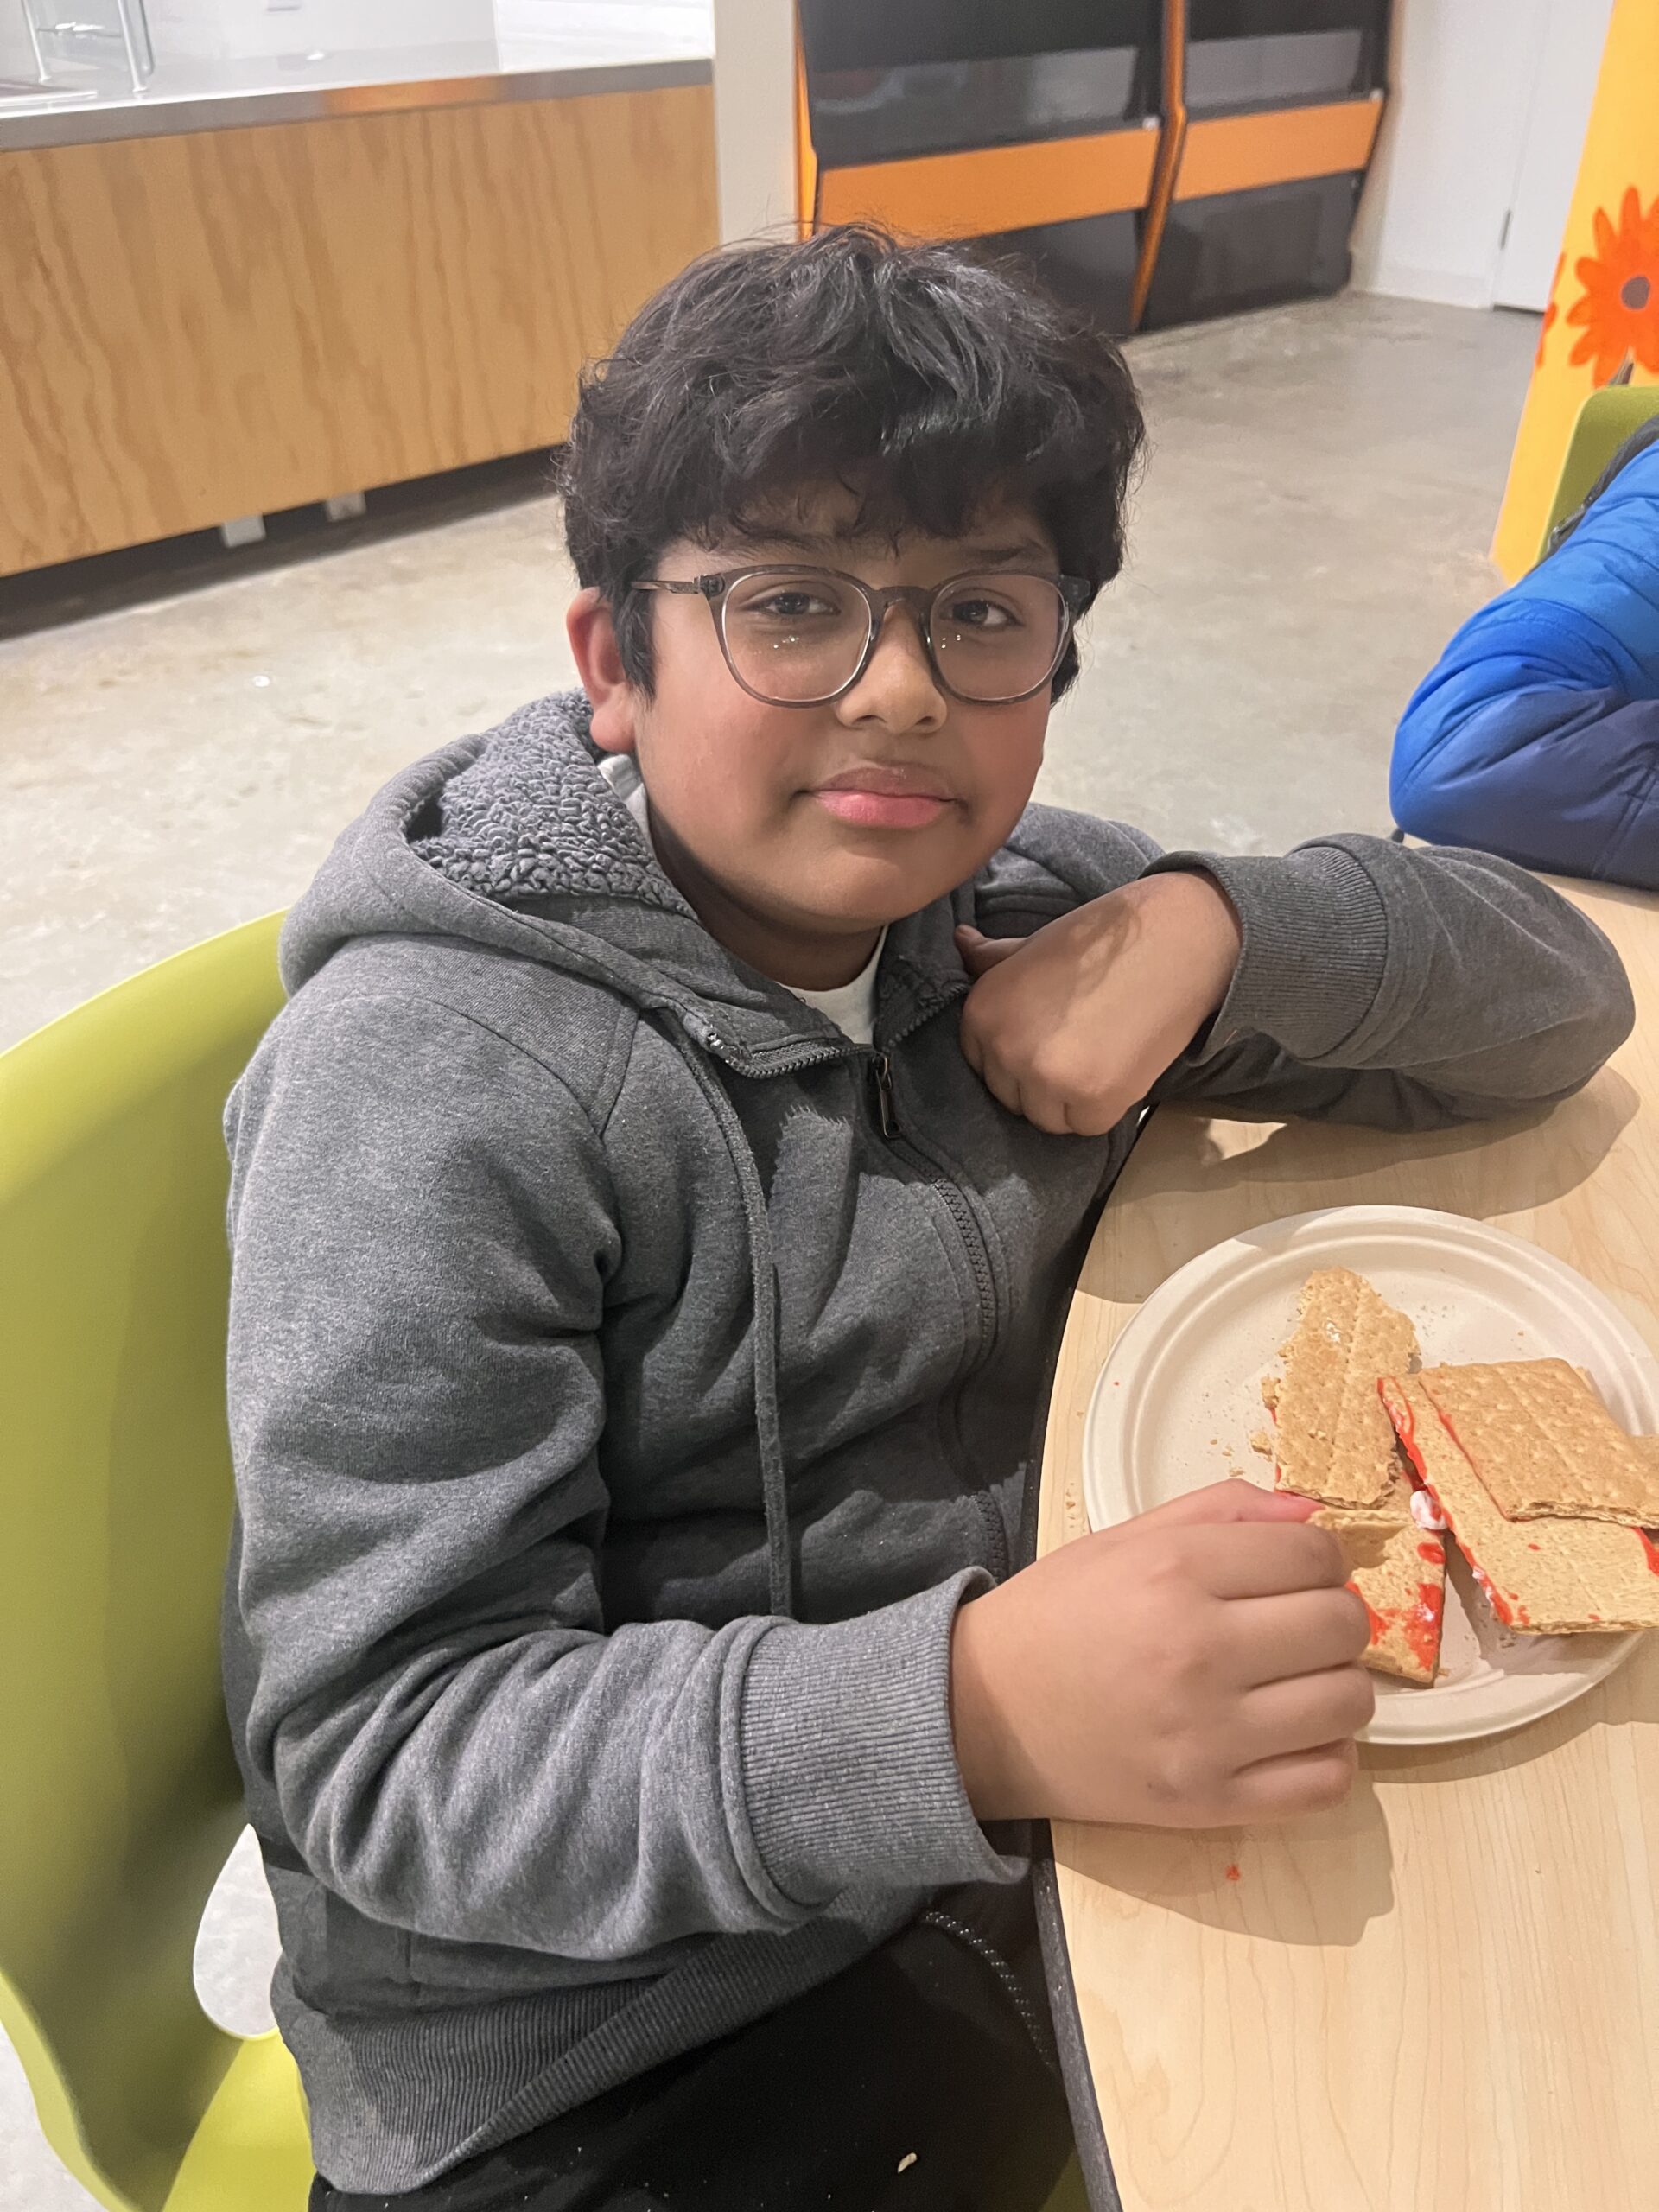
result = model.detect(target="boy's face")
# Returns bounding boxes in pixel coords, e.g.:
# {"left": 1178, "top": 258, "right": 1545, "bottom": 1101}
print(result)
{"left": 570, "top": 487, "right": 1062, "bottom": 985}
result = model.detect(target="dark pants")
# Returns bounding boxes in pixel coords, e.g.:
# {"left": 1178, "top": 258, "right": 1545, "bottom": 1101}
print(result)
{"left": 311, "top": 1879, "right": 1075, "bottom": 2212}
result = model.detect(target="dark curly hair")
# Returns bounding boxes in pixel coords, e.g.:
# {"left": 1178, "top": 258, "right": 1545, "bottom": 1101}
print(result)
{"left": 558, "top": 226, "right": 1144, "bottom": 700}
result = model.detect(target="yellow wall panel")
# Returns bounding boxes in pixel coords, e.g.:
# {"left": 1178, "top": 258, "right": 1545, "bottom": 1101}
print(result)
{"left": 1492, "top": 0, "right": 1659, "bottom": 579}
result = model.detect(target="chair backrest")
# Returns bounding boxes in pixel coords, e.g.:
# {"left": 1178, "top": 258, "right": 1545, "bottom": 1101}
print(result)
{"left": 0, "top": 916, "right": 287, "bottom": 2212}
{"left": 1537, "top": 384, "right": 1659, "bottom": 562}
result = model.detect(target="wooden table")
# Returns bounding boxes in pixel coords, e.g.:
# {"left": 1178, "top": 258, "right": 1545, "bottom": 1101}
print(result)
{"left": 1036, "top": 878, "right": 1659, "bottom": 2212}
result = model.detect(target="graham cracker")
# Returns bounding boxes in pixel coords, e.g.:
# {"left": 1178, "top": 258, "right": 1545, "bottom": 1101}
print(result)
{"left": 1313, "top": 1507, "right": 1445, "bottom": 1685}
{"left": 1418, "top": 1359, "right": 1659, "bottom": 1527}
{"left": 1379, "top": 1373, "right": 1659, "bottom": 1634}
{"left": 1268, "top": 1268, "right": 1418, "bottom": 1510}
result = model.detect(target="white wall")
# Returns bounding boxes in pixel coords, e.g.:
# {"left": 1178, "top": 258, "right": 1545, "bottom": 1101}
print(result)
{"left": 141, "top": 1, "right": 493, "bottom": 64}
{"left": 1493, "top": 0, "right": 1614, "bottom": 309}
{"left": 1351, "top": 0, "right": 1548, "bottom": 309}
{"left": 709, "top": 0, "right": 796, "bottom": 243}
{"left": 0, "top": 10, "right": 37, "bottom": 77}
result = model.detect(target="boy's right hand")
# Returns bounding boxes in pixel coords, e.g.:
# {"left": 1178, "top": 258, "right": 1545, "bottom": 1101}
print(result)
{"left": 950, "top": 1483, "right": 1372, "bottom": 1828}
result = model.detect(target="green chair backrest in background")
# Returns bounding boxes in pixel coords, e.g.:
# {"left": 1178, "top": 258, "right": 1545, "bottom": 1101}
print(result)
{"left": 0, "top": 914, "right": 310, "bottom": 2212}
{"left": 1537, "top": 383, "right": 1659, "bottom": 563}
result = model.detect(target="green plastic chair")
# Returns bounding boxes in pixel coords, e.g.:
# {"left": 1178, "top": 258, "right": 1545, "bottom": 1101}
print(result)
{"left": 1537, "top": 382, "right": 1659, "bottom": 563}
{"left": 0, "top": 913, "right": 312, "bottom": 2212}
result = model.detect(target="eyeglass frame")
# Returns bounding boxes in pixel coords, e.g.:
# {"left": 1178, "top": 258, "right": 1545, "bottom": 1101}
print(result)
{"left": 629, "top": 564, "right": 1091, "bottom": 707}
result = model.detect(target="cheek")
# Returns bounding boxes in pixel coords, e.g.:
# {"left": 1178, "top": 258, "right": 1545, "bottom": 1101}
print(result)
{"left": 960, "top": 706, "right": 1048, "bottom": 824}
{"left": 639, "top": 681, "right": 798, "bottom": 830}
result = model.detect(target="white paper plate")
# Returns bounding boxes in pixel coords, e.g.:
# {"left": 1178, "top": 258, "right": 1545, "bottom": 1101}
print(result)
{"left": 1082, "top": 1205, "right": 1659, "bottom": 1745}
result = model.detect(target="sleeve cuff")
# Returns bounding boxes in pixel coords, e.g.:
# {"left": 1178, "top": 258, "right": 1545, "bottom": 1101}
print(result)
{"left": 1146, "top": 842, "right": 1389, "bottom": 1064}
{"left": 738, "top": 1573, "right": 1019, "bottom": 1905}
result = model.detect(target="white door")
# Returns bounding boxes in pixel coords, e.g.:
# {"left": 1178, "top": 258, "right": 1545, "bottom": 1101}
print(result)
{"left": 1494, "top": 0, "right": 1614, "bottom": 312}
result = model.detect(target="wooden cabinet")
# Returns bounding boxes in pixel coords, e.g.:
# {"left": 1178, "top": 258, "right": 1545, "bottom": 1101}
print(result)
{"left": 0, "top": 78, "right": 718, "bottom": 575}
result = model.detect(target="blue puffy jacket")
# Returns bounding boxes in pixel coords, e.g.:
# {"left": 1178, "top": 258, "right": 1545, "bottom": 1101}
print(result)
{"left": 1391, "top": 424, "right": 1659, "bottom": 887}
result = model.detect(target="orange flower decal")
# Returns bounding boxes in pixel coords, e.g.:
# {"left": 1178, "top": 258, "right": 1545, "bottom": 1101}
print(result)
{"left": 1536, "top": 251, "right": 1565, "bottom": 368}
{"left": 1566, "top": 185, "right": 1659, "bottom": 385}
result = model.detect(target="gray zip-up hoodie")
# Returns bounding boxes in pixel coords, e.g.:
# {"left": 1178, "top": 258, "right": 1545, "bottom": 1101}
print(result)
{"left": 223, "top": 691, "right": 1633, "bottom": 2190}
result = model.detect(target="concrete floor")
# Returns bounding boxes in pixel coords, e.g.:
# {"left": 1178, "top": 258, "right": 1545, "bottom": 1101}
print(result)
{"left": 0, "top": 289, "right": 1540, "bottom": 2204}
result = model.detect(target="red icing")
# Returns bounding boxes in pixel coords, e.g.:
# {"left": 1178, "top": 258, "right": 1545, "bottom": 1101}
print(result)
{"left": 1404, "top": 1582, "right": 1444, "bottom": 1675}
{"left": 1380, "top": 1376, "right": 1417, "bottom": 1452}
{"left": 1639, "top": 1532, "right": 1659, "bottom": 1577}
{"left": 1468, "top": 1559, "right": 1525, "bottom": 1628}
{"left": 1381, "top": 1380, "right": 1529, "bottom": 1628}
{"left": 1224, "top": 1864, "right": 1243, "bottom": 1883}
{"left": 1379, "top": 1379, "right": 1452, "bottom": 1525}
{"left": 1416, "top": 1540, "right": 1442, "bottom": 1563}
{"left": 1527, "top": 1542, "right": 1541, "bottom": 1552}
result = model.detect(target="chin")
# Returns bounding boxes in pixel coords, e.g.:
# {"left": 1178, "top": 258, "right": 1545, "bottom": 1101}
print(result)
{"left": 817, "top": 838, "right": 976, "bottom": 910}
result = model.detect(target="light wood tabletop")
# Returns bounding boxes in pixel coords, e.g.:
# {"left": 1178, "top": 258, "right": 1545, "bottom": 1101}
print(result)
{"left": 1036, "top": 876, "right": 1659, "bottom": 2212}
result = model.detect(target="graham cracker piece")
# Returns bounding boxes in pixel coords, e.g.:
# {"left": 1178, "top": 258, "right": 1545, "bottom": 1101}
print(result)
{"left": 1379, "top": 1373, "right": 1659, "bottom": 1634}
{"left": 1268, "top": 1268, "right": 1419, "bottom": 1510}
{"left": 1313, "top": 1507, "right": 1445, "bottom": 1684}
{"left": 1419, "top": 1359, "right": 1659, "bottom": 1527}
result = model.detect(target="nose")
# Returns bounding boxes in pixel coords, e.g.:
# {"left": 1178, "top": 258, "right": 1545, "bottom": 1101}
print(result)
{"left": 835, "top": 604, "right": 948, "bottom": 734}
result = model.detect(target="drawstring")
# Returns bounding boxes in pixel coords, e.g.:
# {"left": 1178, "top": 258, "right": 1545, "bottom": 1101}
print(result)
{"left": 671, "top": 1027, "right": 796, "bottom": 1620}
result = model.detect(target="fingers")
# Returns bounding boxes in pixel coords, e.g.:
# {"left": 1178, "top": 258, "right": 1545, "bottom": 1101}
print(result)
{"left": 1223, "top": 1738, "right": 1360, "bottom": 1822}
{"left": 1224, "top": 1586, "right": 1372, "bottom": 1686}
{"left": 955, "top": 925, "right": 1025, "bottom": 976}
{"left": 1127, "top": 1480, "right": 1319, "bottom": 1531}
{"left": 1175, "top": 1520, "right": 1351, "bottom": 1600}
{"left": 960, "top": 1027, "right": 1133, "bottom": 1135}
{"left": 1236, "top": 1664, "right": 1376, "bottom": 1759}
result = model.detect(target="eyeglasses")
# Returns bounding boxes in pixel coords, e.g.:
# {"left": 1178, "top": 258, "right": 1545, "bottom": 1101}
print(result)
{"left": 631, "top": 565, "right": 1090, "bottom": 708}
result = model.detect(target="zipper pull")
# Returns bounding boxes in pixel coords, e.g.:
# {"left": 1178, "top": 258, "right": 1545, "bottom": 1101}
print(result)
{"left": 868, "top": 1051, "right": 899, "bottom": 1140}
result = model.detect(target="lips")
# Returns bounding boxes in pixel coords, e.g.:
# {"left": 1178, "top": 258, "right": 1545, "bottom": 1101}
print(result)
{"left": 811, "top": 765, "right": 957, "bottom": 830}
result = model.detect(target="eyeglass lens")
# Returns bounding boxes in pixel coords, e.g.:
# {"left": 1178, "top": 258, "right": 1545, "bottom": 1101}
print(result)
{"left": 717, "top": 571, "right": 1068, "bottom": 705}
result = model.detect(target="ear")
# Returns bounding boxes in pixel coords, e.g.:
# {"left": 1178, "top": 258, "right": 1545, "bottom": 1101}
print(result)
{"left": 567, "top": 587, "right": 640, "bottom": 756}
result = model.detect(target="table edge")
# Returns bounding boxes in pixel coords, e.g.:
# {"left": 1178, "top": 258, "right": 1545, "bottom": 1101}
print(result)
{"left": 1020, "top": 1192, "right": 1126, "bottom": 2212}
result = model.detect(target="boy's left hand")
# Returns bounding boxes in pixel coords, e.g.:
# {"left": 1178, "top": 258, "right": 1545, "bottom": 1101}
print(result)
{"left": 956, "top": 872, "right": 1243, "bottom": 1135}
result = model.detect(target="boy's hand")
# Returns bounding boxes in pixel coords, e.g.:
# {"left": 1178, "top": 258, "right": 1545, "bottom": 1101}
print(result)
{"left": 956, "top": 873, "right": 1243, "bottom": 1135}
{"left": 950, "top": 1483, "right": 1372, "bottom": 1828}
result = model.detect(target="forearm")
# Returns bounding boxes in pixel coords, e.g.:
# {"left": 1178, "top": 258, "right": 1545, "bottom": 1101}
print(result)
{"left": 1153, "top": 835, "right": 1633, "bottom": 1122}
{"left": 259, "top": 1576, "right": 1013, "bottom": 1961}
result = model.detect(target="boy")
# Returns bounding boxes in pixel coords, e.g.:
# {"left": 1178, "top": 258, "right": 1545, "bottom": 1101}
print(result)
{"left": 224, "top": 228, "right": 1633, "bottom": 2209}
{"left": 1392, "top": 413, "right": 1659, "bottom": 887}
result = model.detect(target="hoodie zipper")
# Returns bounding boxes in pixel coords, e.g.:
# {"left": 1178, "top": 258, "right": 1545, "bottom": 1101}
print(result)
{"left": 861, "top": 1038, "right": 1009, "bottom": 1583}
{"left": 698, "top": 1003, "right": 1009, "bottom": 1582}
{"left": 864, "top": 1046, "right": 995, "bottom": 1350}
{"left": 868, "top": 1051, "right": 900, "bottom": 1140}
{"left": 703, "top": 1017, "right": 995, "bottom": 1360}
